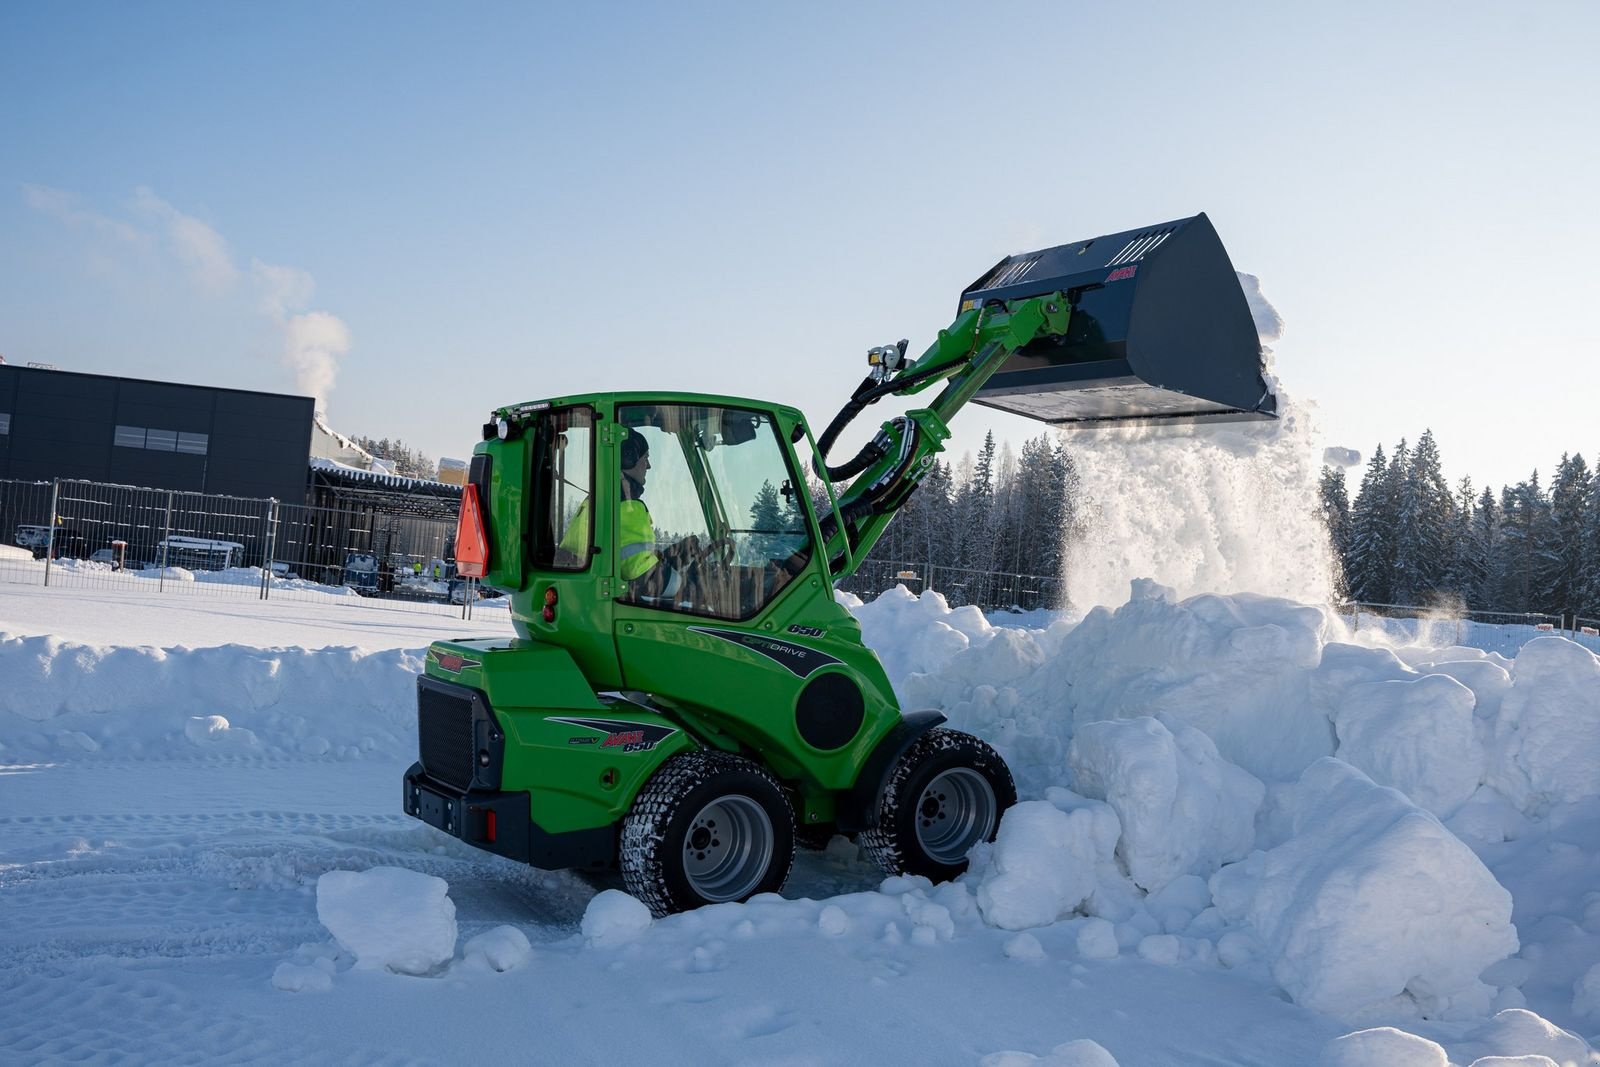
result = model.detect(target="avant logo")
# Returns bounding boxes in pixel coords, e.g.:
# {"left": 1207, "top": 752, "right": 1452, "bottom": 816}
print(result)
{"left": 430, "top": 650, "right": 481, "bottom": 674}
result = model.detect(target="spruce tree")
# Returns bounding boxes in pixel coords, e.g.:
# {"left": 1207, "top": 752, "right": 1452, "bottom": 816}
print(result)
{"left": 1318, "top": 465, "right": 1352, "bottom": 597}
{"left": 1345, "top": 444, "right": 1394, "bottom": 603}
{"left": 1541, "top": 453, "right": 1591, "bottom": 616}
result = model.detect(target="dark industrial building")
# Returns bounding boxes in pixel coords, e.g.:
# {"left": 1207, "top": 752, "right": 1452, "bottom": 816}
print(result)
{"left": 0, "top": 364, "right": 315, "bottom": 501}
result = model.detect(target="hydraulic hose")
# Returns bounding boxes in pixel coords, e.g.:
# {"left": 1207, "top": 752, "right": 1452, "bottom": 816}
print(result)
{"left": 813, "top": 358, "right": 960, "bottom": 483}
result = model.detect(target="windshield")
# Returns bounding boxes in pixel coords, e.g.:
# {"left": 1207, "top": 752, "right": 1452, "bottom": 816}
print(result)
{"left": 615, "top": 403, "right": 811, "bottom": 620}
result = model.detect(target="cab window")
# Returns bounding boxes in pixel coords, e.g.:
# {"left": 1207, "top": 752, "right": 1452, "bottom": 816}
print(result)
{"left": 615, "top": 403, "right": 811, "bottom": 620}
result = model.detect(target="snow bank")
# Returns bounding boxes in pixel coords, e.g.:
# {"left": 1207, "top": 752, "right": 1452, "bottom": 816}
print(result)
{"left": 1210, "top": 760, "right": 1517, "bottom": 1020}
{"left": 0, "top": 633, "right": 424, "bottom": 761}
{"left": 316, "top": 868, "right": 457, "bottom": 975}
{"left": 1069, "top": 715, "right": 1263, "bottom": 892}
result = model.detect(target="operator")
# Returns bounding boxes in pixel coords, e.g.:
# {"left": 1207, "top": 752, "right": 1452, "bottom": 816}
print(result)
{"left": 557, "top": 427, "right": 711, "bottom": 602}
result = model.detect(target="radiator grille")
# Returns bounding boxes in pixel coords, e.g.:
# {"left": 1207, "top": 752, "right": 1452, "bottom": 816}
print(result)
{"left": 418, "top": 684, "right": 476, "bottom": 791}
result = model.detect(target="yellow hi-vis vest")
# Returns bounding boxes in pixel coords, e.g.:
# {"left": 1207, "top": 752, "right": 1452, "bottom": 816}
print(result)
{"left": 559, "top": 499, "right": 659, "bottom": 581}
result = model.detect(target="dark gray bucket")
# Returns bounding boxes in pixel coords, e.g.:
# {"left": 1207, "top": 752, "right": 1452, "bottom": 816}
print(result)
{"left": 964, "top": 213, "right": 1276, "bottom": 426}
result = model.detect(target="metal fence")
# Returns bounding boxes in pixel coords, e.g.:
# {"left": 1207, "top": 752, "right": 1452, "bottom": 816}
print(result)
{"left": 1339, "top": 601, "right": 1600, "bottom": 657}
{"left": 1, "top": 477, "right": 490, "bottom": 618}
{"left": 837, "top": 558, "right": 1066, "bottom": 614}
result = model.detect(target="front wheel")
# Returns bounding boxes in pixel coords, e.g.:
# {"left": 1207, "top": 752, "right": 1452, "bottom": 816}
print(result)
{"left": 860, "top": 728, "right": 1016, "bottom": 882}
{"left": 620, "top": 751, "right": 795, "bottom": 917}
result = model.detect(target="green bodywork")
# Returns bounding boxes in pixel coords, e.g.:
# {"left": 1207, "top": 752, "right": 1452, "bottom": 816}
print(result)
{"left": 421, "top": 294, "right": 1072, "bottom": 843}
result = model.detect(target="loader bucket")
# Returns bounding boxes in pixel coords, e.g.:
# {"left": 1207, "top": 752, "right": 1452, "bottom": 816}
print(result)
{"left": 964, "top": 213, "right": 1277, "bottom": 426}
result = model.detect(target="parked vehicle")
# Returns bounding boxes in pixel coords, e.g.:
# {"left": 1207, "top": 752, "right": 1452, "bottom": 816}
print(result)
{"left": 344, "top": 552, "right": 379, "bottom": 595}
{"left": 15, "top": 524, "right": 52, "bottom": 554}
{"left": 156, "top": 536, "right": 246, "bottom": 571}
{"left": 88, "top": 548, "right": 122, "bottom": 570}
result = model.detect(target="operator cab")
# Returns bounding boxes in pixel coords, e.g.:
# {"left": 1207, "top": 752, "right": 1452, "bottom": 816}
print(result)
{"left": 522, "top": 399, "right": 815, "bottom": 622}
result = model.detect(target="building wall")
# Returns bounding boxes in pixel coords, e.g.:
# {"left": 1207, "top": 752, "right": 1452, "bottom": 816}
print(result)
{"left": 0, "top": 366, "right": 314, "bottom": 501}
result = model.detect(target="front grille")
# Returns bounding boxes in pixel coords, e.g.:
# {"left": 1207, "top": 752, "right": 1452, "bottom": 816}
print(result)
{"left": 418, "top": 683, "right": 476, "bottom": 791}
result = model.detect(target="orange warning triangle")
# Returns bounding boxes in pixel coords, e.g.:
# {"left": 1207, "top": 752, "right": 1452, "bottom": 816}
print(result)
{"left": 454, "top": 484, "right": 490, "bottom": 578}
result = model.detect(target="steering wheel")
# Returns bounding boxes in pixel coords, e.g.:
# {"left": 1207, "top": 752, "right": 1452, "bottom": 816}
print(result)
{"left": 675, "top": 534, "right": 734, "bottom": 569}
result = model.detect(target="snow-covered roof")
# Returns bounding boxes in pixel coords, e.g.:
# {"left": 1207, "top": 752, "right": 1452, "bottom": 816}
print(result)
{"left": 308, "top": 456, "right": 460, "bottom": 494}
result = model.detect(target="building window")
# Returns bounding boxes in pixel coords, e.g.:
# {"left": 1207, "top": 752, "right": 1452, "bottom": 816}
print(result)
{"left": 0, "top": 413, "right": 10, "bottom": 435}
{"left": 114, "top": 424, "right": 208, "bottom": 455}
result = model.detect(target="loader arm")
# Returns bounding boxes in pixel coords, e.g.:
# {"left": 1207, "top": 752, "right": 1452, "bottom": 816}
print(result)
{"left": 815, "top": 292, "right": 1073, "bottom": 579}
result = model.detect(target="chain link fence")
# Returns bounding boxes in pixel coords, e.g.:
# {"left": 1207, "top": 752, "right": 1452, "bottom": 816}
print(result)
{"left": 1, "top": 477, "right": 491, "bottom": 618}
{"left": 1339, "top": 601, "right": 1600, "bottom": 657}
{"left": 837, "top": 558, "right": 1066, "bottom": 614}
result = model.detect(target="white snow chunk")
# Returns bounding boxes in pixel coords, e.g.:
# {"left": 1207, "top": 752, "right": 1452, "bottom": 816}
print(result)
{"left": 1070, "top": 716, "right": 1263, "bottom": 892}
{"left": 975, "top": 800, "right": 1118, "bottom": 930}
{"left": 1136, "top": 934, "right": 1181, "bottom": 965}
{"left": 1463, "top": 1008, "right": 1595, "bottom": 1065}
{"left": 270, "top": 958, "right": 335, "bottom": 993}
{"left": 1574, "top": 963, "right": 1600, "bottom": 1020}
{"left": 184, "top": 713, "right": 259, "bottom": 748}
{"left": 1004, "top": 932, "right": 1046, "bottom": 960}
{"left": 1208, "top": 759, "right": 1517, "bottom": 1019}
{"left": 1464, "top": 1057, "right": 1559, "bottom": 1067}
{"left": 461, "top": 925, "right": 531, "bottom": 972}
{"left": 1076, "top": 917, "right": 1119, "bottom": 960}
{"left": 581, "top": 889, "right": 652, "bottom": 947}
{"left": 1446, "top": 786, "right": 1530, "bottom": 845}
{"left": 980, "top": 1039, "right": 1121, "bottom": 1067}
{"left": 1488, "top": 637, "right": 1600, "bottom": 807}
{"left": 817, "top": 904, "right": 849, "bottom": 937}
{"left": 1332, "top": 673, "right": 1483, "bottom": 817}
{"left": 1319, "top": 1027, "right": 1448, "bottom": 1067}
{"left": 316, "top": 867, "right": 457, "bottom": 975}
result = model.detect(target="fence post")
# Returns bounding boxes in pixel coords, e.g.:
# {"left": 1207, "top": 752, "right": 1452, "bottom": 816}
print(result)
{"left": 43, "top": 479, "right": 60, "bottom": 588}
{"left": 158, "top": 490, "right": 174, "bottom": 594}
{"left": 259, "top": 498, "right": 274, "bottom": 600}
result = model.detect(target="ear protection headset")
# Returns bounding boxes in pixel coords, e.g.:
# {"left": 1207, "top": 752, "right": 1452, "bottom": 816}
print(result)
{"left": 621, "top": 428, "right": 648, "bottom": 470}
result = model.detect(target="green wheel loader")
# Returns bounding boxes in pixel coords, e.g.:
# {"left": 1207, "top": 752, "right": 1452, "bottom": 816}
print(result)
{"left": 403, "top": 213, "right": 1275, "bottom": 916}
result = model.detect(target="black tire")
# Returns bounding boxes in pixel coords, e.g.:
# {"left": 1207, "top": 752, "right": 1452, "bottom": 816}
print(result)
{"left": 620, "top": 751, "right": 795, "bottom": 917}
{"left": 859, "top": 727, "right": 1016, "bottom": 882}
{"left": 795, "top": 822, "right": 839, "bottom": 852}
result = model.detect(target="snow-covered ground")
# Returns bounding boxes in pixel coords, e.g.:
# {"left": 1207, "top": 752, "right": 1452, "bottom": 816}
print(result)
{"left": 3, "top": 582, "right": 1598, "bottom": 1066}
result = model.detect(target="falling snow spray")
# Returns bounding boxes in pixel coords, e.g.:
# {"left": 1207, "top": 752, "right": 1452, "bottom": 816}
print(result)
{"left": 1060, "top": 276, "right": 1340, "bottom": 611}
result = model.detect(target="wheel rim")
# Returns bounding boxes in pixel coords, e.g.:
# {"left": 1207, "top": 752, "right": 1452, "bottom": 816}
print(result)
{"left": 682, "top": 794, "right": 774, "bottom": 902}
{"left": 915, "top": 767, "right": 997, "bottom": 864}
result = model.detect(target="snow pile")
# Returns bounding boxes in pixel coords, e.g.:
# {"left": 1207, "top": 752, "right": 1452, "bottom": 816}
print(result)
{"left": 316, "top": 867, "right": 458, "bottom": 975}
{"left": 1209, "top": 760, "right": 1517, "bottom": 1020}
{"left": 1332, "top": 673, "right": 1483, "bottom": 817}
{"left": 974, "top": 799, "right": 1119, "bottom": 930}
{"left": 1069, "top": 715, "right": 1263, "bottom": 892}
{"left": 1486, "top": 637, "right": 1600, "bottom": 809}
{"left": 0, "top": 633, "right": 424, "bottom": 760}
{"left": 1321, "top": 1027, "right": 1450, "bottom": 1067}
{"left": 581, "top": 890, "right": 653, "bottom": 947}
{"left": 848, "top": 585, "right": 1600, "bottom": 1024}
{"left": 461, "top": 926, "right": 533, "bottom": 973}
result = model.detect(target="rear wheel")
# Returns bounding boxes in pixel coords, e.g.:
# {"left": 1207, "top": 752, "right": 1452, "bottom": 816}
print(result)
{"left": 860, "top": 728, "right": 1016, "bottom": 882}
{"left": 620, "top": 751, "right": 795, "bottom": 917}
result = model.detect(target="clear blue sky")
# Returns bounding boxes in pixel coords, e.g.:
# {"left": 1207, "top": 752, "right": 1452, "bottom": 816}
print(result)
{"left": 3, "top": 1, "right": 1596, "bottom": 495}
